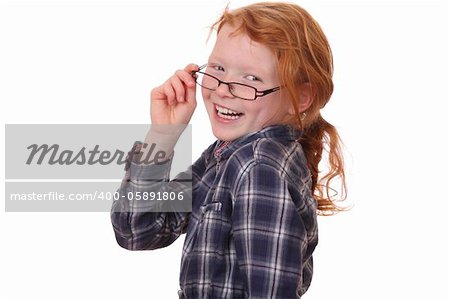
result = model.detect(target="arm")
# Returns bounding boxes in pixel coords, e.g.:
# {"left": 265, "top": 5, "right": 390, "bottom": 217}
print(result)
{"left": 111, "top": 63, "right": 200, "bottom": 251}
{"left": 232, "top": 162, "right": 308, "bottom": 298}
{"left": 111, "top": 142, "right": 207, "bottom": 251}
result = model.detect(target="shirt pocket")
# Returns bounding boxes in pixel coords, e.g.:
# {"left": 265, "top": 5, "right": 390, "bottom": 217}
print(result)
{"left": 194, "top": 201, "right": 224, "bottom": 254}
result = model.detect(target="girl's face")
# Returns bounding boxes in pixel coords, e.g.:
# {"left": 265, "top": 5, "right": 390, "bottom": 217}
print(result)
{"left": 202, "top": 24, "right": 292, "bottom": 141}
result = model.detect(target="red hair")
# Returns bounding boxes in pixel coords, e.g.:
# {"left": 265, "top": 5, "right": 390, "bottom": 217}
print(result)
{"left": 212, "top": 2, "right": 347, "bottom": 214}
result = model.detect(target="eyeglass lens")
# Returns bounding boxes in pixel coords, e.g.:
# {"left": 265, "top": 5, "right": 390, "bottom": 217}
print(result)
{"left": 195, "top": 72, "right": 256, "bottom": 100}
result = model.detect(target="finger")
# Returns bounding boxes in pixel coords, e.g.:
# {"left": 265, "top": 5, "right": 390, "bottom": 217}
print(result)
{"left": 184, "top": 80, "right": 197, "bottom": 106}
{"left": 171, "top": 74, "right": 186, "bottom": 102}
{"left": 183, "top": 63, "right": 199, "bottom": 78}
{"left": 184, "top": 82, "right": 196, "bottom": 105}
{"left": 184, "top": 63, "right": 199, "bottom": 72}
{"left": 174, "top": 65, "right": 199, "bottom": 102}
{"left": 151, "top": 86, "right": 165, "bottom": 101}
{"left": 163, "top": 83, "right": 176, "bottom": 106}
{"left": 176, "top": 69, "right": 196, "bottom": 90}
{"left": 181, "top": 64, "right": 199, "bottom": 105}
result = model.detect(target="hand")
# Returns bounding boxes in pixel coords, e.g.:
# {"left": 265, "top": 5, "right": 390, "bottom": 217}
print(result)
{"left": 150, "top": 64, "right": 198, "bottom": 125}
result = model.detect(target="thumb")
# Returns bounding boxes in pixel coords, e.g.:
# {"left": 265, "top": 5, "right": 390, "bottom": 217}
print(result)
{"left": 184, "top": 63, "right": 199, "bottom": 106}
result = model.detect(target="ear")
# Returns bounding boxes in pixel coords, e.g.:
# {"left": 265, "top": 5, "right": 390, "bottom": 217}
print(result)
{"left": 288, "top": 83, "right": 314, "bottom": 115}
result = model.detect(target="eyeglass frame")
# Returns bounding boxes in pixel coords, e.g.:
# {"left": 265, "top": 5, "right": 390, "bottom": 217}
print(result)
{"left": 191, "top": 64, "right": 281, "bottom": 101}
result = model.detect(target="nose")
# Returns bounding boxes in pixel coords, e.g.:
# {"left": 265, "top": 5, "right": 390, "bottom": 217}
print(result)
{"left": 215, "top": 81, "right": 234, "bottom": 99}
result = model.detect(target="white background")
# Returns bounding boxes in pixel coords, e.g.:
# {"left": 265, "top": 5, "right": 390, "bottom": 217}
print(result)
{"left": 1, "top": 1, "right": 449, "bottom": 298}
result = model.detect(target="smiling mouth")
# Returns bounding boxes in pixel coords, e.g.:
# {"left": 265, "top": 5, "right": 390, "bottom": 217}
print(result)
{"left": 215, "top": 104, "right": 244, "bottom": 120}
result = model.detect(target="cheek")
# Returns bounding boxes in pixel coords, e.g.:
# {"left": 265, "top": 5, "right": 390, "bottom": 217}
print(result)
{"left": 244, "top": 102, "right": 270, "bottom": 116}
{"left": 201, "top": 89, "right": 210, "bottom": 102}
{"left": 246, "top": 98, "right": 287, "bottom": 123}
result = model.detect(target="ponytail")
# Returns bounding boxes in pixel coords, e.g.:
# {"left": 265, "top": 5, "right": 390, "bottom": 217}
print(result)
{"left": 300, "top": 115, "right": 347, "bottom": 215}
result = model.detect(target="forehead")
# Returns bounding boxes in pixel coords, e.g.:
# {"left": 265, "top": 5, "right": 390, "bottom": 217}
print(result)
{"left": 212, "top": 24, "right": 277, "bottom": 75}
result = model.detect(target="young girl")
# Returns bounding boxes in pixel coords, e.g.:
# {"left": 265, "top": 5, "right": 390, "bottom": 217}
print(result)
{"left": 111, "top": 2, "right": 346, "bottom": 298}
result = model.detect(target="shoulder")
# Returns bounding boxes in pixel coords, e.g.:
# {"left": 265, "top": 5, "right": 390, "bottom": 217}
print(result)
{"left": 226, "top": 137, "right": 309, "bottom": 187}
{"left": 232, "top": 137, "right": 304, "bottom": 171}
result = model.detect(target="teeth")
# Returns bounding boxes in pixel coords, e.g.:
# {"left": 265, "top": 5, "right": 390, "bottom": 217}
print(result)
{"left": 216, "top": 105, "right": 240, "bottom": 115}
{"left": 215, "top": 105, "right": 243, "bottom": 120}
{"left": 219, "top": 114, "right": 240, "bottom": 120}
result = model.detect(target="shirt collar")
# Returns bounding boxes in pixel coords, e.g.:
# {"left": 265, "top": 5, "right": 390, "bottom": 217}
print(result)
{"left": 214, "top": 125, "right": 303, "bottom": 160}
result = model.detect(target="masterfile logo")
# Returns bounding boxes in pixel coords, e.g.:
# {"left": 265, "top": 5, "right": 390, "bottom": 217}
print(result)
{"left": 4, "top": 124, "right": 192, "bottom": 212}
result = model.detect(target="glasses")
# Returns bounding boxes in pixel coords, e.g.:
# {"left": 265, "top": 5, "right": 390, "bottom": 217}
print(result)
{"left": 191, "top": 64, "right": 280, "bottom": 101}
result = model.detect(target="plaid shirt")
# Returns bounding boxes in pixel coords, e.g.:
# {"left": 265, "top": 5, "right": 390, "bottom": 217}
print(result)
{"left": 111, "top": 125, "right": 318, "bottom": 299}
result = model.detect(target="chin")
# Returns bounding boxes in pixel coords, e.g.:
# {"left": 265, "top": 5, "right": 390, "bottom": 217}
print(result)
{"left": 212, "top": 129, "right": 237, "bottom": 141}
{"left": 211, "top": 126, "right": 243, "bottom": 142}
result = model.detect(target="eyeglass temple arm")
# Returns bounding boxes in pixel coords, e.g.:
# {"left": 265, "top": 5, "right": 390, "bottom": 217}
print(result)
{"left": 191, "top": 64, "right": 207, "bottom": 75}
{"left": 256, "top": 86, "right": 281, "bottom": 96}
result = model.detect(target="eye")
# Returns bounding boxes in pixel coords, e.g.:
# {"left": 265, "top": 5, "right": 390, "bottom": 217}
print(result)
{"left": 208, "top": 64, "right": 225, "bottom": 72}
{"left": 245, "top": 74, "right": 260, "bottom": 82}
{"left": 211, "top": 65, "right": 225, "bottom": 72}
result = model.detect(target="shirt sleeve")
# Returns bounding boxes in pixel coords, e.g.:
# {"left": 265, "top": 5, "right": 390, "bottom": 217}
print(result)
{"left": 110, "top": 142, "right": 208, "bottom": 251}
{"left": 232, "top": 161, "right": 308, "bottom": 298}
